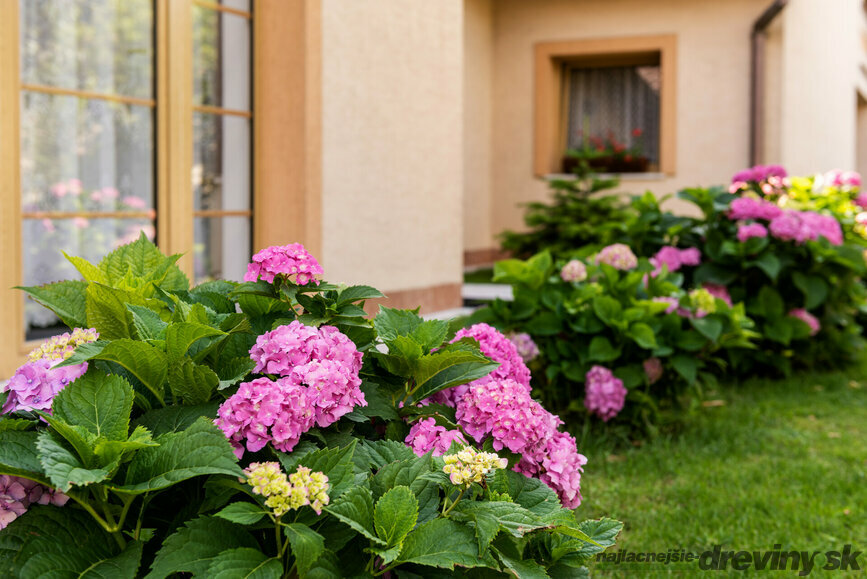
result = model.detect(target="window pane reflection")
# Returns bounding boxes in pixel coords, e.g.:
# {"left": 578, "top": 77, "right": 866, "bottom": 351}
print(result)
{"left": 194, "top": 217, "right": 250, "bottom": 282}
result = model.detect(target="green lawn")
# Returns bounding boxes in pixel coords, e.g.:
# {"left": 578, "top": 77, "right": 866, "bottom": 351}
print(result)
{"left": 573, "top": 365, "right": 867, "bottom": 577}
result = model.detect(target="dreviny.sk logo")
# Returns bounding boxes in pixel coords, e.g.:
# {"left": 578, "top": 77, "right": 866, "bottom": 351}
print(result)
{"left": 596, "top": 544, "right": 861, "bottom": 575}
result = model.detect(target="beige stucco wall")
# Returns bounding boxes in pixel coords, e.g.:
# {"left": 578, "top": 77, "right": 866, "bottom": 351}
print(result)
{"left": 487, "top": 0, "right": 772, "bottom": 238}
{"left": 779, "top": 0, "right": 861, "bottom": 174}
{"left": 319, "top": 0, "right": 464, "bottom": 293}
{"left": 463, "top": 0, "right": 494, "bottom": 251}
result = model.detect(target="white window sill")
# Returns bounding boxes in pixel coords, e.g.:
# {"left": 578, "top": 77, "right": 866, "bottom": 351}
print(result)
{"left": 544, "top": 172, "right": 668, "bottom": 181}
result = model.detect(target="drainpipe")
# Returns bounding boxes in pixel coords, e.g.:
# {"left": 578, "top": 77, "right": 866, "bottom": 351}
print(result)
{"left": 750, "top": 0, "right": 788, "bottom": 166}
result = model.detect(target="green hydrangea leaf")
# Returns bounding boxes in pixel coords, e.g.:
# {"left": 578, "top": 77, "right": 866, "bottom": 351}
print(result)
{"left": 491, "top": 469, "right": 562, "bottom": 520}
{"left": 374, "top": 485, "right": 418, "bottom": 548}
{"left": 214, "top": 502, "right": 268, "bottom": 526}
{"left": 410, "top": 343, "right": 499, "bottom": 402}
{"left": 0, "top": 431, "right": 49, "bottom": 484}
{"left": 168, "top": 358, "right": 220, "bottom": 405}
{"left": 99, "top": 232, "right": 189, "bottom": 291}
{"left": 127, "top": 304, "right": 168, "bottom": 341}
{"left": 284, "top": 523, "right": 326, "bottom": 574}
{"left": 16, "top": 280, "right": 88, "bottom": 330}
{"left": 52, "top": 372, "right": 134, "bottom": 441}
{"left": 36, "top": 430, "right": 110, "bottom": 491}
{"left": 0, "top": 506, "right": 130, "bottom": 579}
{"left": 165, "top": 322, "right": 226, "bottom": 361}
{"left": 116, "top": 418, "right": 243, "bottom": 493}
{"left": 370, "top": 454, "right": 440, "bottom": 524}
{"left": 494, "top": 546, "right": 550, "bottom": 579}
{"left": 373, "top": 307, "right": 424, "bottom": 342}
{"left": 396, "top": 518, "right": 486, "bottom": 569}
{"left": 145, "top": 516, "right": 258, "bottom": 579}
{"left": 86, "top": 339, "right": 168, "bottom": 404}
{"left": 324, "top": 485, "right": 384, "bottom": 545}
{"left": 337, "top": 285, "right": 386, "bottom": 307}
{"left": 204, "top": 548, "right": 282, "bottom": 579}
{"left": 132, "top": 402, "right": 221, "bottom": 437}
{"left": 452, "top": 501, "right": 546, "bottom": 539}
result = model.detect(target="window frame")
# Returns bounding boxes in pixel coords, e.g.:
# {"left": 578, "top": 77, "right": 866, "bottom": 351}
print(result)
{"left": 0, "top": 0, "right": 323, "bottom": 375}
{"left": 533, "top": 34, "right": 677, "bottom": 177}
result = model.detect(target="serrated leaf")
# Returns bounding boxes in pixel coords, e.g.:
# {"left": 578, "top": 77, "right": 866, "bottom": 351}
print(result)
{"left": 87, "top": 339, "right": 168, "bottom": 404}
{"left": 99, "top": 232, "right": 188, "bottom": 291}
{"left": 410, "top": 319, "right": 449, "bottom": 352}
{"left": 16, "top": 280, "right": 88, "bottom": 329}
{"left": 396, "top": 518, "right": 484, "bottom": 569}
{"left": 215, "top": 502, "right": 268, "bottom": 525}
{"left": 39, "top": 414, "right": 98, "bottom": 469}
{"left": 338, "top": 285, "right": 386, "bottom": 306}
{"left": 65, "top": 252, "right": 109, "bottom": 284}
{"left": 165, "top": 322, "right": 226, "bottom": 361}
{"left": 373, "top": 307, "right": 423, "bottom": 342}
{"left": 36, "top": 430, "right": 109, "bottom": 491}
{"left": 453, "top": 501, "right": 546, "bottom": 539}
{"left": 205, "top": 548, "right": 282, "bottom": 579}
{"left": 280, "top": 441, "right": 356, "bottom": 500}
{"left": 411, "top": 344, "right": 498, "bottom": 402}
{"left": 284, "top": 523, "right": 325, "bottom": 574}
{"left": 117, "top": 418, "right": 243, "bottom": 493}
{"left": 324, "top": 485, "right": 384, "bottom": 545}
{"left": 374, "top": 486, "right": 418, "bottom": 548}
{"left": 495, "top": 546, "right": 550, "bottom": 578}
{"left": 217, "top": 357, "right": 256, "bottom": 390}
{"left": 0, "top": 418, "right": 33, "bottom": 432}
{"left": 358, "top": 440, "right": 416, "bottom": 471}
{"left": 127, "top": 304, "right": 168, "bottom": 341}
{"left": 371, "top": 455, "right": 440, "bottom": 524}
{"left": 0, "top": 431, "right": 48, "bottom": 484}
{"left": 93, "top": 426, "right": 158, "bottom": 468}
{"left": 145, "top": 516, "right": 257, "bottom": 579}
{"left": 79, "top": 541, "right": 143, "bottom": 579}
{"left": 52, "top": 372, "right": 134, "bottom": 441}
{"left": 491, "top": 470, "right": 562, "bottom": 519}
{"left": 133, "top": 402, "right": 221, "bottom": 437}
{"left": 85, "top": 283, "right": 136, "bottom": 340}
{"left": 168, "top": 358, "right": 220, "bottom": 405}
{"left": 0, "top": 506, "right": 128, "bottom": 579}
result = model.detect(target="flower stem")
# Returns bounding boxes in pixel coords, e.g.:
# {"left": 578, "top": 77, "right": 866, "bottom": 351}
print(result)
{"left": 442, "top": 488, "right": 466, "bottom": 517}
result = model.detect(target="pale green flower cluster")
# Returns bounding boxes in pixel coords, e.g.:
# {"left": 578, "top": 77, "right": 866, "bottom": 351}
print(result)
{"left": 442, "top": 447, "right": 508, "bottom": 487}
{"left": 688, "top": 288, "right": 717, "bottom": 316}
{"left": 243, "top": 462, "right": 330, "bottom": 516}
{"left": 27, "top": 328, "right": 99, "bottom": 363}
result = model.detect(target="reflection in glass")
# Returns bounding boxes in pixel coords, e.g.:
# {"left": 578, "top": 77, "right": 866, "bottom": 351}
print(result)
{"left": 194, "top": 217, "right": 251, "bottom": 283}
{"left": 20, "top": 93, "right": 154, "bottom": 213}
{"left": 20, "top": 0, "right": 154, "bottom": 99}
{"left": 193, "top": 113, "right": 251, "bottom": 212}
{"left": 193, "top": 5, "right": 251, "bottom": 110}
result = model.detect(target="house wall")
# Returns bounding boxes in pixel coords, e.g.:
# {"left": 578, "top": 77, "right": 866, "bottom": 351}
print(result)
{"left": 463, "top": 0, "right": 495, "bottom": 253}
{"left": 473, "top": 0, "right": 867, "bottom": 249}
{"left": 487, "top": 0, "right": 771, "bottom": 240}
{"left": 320, "top": 0, "right": 464, "bottom": 308}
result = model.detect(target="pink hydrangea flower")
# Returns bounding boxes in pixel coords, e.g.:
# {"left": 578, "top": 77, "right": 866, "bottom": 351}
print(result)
{"left": 285, "top": 359, "right": 367, "bottom": 428}
{"left": 595, "top": 243, "right": 638, "bottom": 271}
{"left": 769, "top": 210, "right": 843, "bottom": 245}
{"left": 643, "top": 357, "right": 663, "bottom": 384}
{"left": 456, "top": 379, "right": 560, "bottom": 454}
{"left": 455, "top": 378, "right": 586, "bottom": 507}
{"left": 855, "top": 192, "right": 867, "bottom": 209}
{"left": 0, "top": 475, "right": 67, "bottom": 530}
{"left": 788, "top": 308, "right": 820, "bottom": 336}
{"left": 702, "top": 283, "right": 733, "bottom": 307}
{"left": 824, "top": 169, "right": 861, "bottom": 189}
{"left": 728, "top": 197, "right": 783, "bottom": 221}
{"left": 509, "top": 332, "right": 540, "bottom": 363}
{"left": 431, "top": 323, "right": 532, "bottom": 407}
{"left": 731, "top": 164, "right": 787, "bottom": 184}
{"left": 215, "top": 377, "right": 316, "bottom": 458}
{"left": 2, "top": 359, "right": 88, "bottom": 415}
{"left": 404, "top": 417, "right": 467, "bottom": 457}
{"left": 653, "top": 296, "right": 682, "bottom": 316}
{"left": 737, "top": 222, "right": 768, "bottom": 242}
{"left": 244, "top": 243, "right": 324, "bottom": 285}
{"left": 560, "top": 259, "right": 587, "bottom": 283}
{"left": 584, "top": 365, "right": 627, "bottom": 422}
{"left": 249, "top": 321, "right": 363, "bottom": 378}
{"left": 650, "top": 246, "right": 701, "bottom": 276}
{"left": 537, "top": 431, "right": 587, "bottom": 509}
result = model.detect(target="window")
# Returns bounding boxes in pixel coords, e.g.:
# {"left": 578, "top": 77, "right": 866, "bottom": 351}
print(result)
{"left": 1, "top": 0, "right": 317, "bottom": 375}
{"left": 564, "top": 62, "right": 661, "bottom": 170}
{"left": 534, "top": 35, "right": 677, "bottom": 176}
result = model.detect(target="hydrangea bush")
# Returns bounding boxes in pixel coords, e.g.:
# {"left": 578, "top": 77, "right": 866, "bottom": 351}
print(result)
{"left": 0, "top": 235, "right": 621, "bottom": 577}
{"left": 468, "top": 249, "right": 758, "bottom": 430}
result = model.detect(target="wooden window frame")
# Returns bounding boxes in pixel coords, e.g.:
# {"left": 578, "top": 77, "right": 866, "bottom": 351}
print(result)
{"left": 0, "top": 0, "right": 322, "bottom": 376}
{"left": 534, "top": 34, "right": 677, "bottom": 177}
